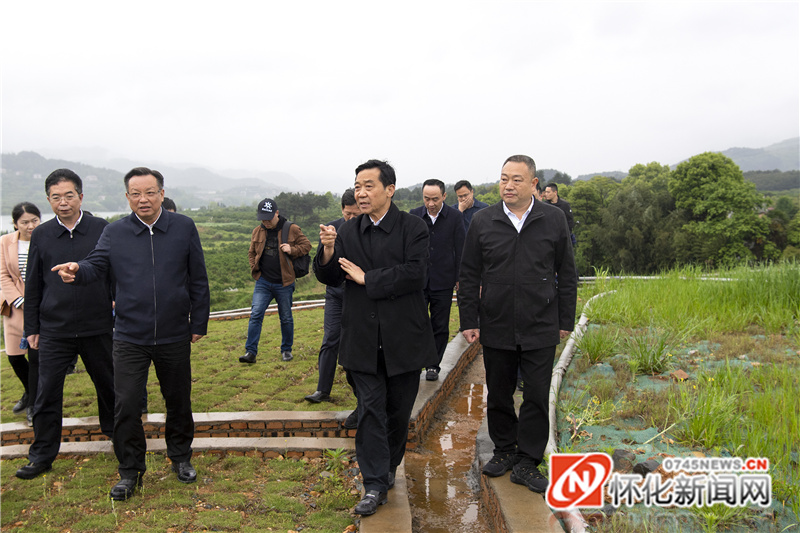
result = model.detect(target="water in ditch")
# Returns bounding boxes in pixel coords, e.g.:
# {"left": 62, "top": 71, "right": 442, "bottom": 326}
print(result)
{"left": 404, "top": 352, "right": 492, "bottom": 533}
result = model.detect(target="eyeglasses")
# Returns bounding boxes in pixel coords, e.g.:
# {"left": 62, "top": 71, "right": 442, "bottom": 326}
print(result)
{"left": 48, "top": 193, "right": 78, "bottom": 203}
{"left": 128, "top": 190, "right": 161, "bottom": 200}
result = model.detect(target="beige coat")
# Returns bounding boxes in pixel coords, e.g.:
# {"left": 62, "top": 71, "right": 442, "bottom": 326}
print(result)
{"left": 1, "top": 231, "right": 27, "bottom": 355}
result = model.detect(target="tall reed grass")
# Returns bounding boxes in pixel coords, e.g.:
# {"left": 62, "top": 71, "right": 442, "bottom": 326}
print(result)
{"left": 583, "top": 263, "right": 800, "bottom": 335}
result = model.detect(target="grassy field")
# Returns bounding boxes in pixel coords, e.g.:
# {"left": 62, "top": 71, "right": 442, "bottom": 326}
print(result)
{"left": 1, "top": 303, "right": 461, "bottom": 532}
{"left": 563, "top": 263, "right": 800, "bottom": 532}
{"left": 1, "top": 451, "right": 361, "bottom": 532}
{"left": 1, "top": 302, "right": 462, "bottom": 419}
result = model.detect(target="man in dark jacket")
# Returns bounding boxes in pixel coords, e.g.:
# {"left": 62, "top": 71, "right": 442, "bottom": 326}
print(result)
{"left": 52, "top": 167, "right": 210, "bottom": 501}
{"left": 459, "top": 155, "right": 577, "bottom": 494}
{"left": 239, "top": 198, "right": 312, "bottom": 364}
{"left": 410, "top": 179, "right": 465, "bottom": 381}
{"left": 304, "top": 189, "right": 360, "bottom": 410}
{"left": 544, "top": 183, "right": 575, "bottom": 245}
{"left": 315, "top": 160, "right": 436, "bottom": 516}
{"left": 16, "top": 169, "right": 115, "bottom": 481}
{"left": 453, "top": 180, "right": 489, "bottom": 232}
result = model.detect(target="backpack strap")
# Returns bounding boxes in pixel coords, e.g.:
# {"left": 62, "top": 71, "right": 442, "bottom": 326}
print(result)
{"left": 281, "top": 220, "right": 294, "bottom": 269}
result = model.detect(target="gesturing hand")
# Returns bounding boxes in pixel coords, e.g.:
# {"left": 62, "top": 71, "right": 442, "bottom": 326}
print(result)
{"left": 338, "top": 257, "right": 365, "bottom": 285}
{"left": 51, "top": 262, "right": 80, "bottom": 283}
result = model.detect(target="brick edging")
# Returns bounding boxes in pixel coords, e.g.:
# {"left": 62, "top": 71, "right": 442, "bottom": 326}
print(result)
{"left": 1, "top": 337, "right": 480, "bottom": 452}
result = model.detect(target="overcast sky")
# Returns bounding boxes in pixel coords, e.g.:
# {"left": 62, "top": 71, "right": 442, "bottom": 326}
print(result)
{"left": 2, "top": 1, "right": 798, "bottom": 193}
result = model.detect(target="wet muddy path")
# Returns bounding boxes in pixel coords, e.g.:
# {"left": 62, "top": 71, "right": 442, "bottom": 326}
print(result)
{"left": 404, "top": 351, "right": 492, "bottom": 533}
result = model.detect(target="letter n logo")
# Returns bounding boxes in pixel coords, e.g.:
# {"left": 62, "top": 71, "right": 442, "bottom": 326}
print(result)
{"left": 546, "top": 453, "right": 612, "bottom": 509}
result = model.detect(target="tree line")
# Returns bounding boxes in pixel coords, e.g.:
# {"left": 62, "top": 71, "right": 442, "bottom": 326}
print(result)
{"left": 534, "top": 153, "right": 799, "bottom": 274}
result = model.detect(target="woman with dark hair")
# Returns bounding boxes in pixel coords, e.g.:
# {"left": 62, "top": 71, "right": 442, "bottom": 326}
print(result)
{"left": 1, "top": 202, "right": 42, "bottom": 423}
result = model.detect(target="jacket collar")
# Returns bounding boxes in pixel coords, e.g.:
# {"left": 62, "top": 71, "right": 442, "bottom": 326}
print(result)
{"left": 488, "top": 199, "right": 544, "bottom": 230}
{"left": 53, "top": 212, "right": 91, "bottom": 238}
{"left": 129, "top": 209, "right": 171, "bottom": 235}
{"left": 423, "top": 202, "right": 452, "bottom": 222}
{"left": 359, "top": 202, "right": 399, "bottom": 234}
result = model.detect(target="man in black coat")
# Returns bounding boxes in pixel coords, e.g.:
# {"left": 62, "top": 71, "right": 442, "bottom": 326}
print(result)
{"left": 314, "top": 160, "right": 436, "bottom": 516}
{"left": 544, "top": 183, "right": 575, "bottom": 245}
{"left": 459, "top": 155, "right": 577, "bottom": 494}
{"left": 16, "top": 169, "right": 115, "bottom": 481}
{"left": 410, "top": 179, "right": 465, "bottom": 381}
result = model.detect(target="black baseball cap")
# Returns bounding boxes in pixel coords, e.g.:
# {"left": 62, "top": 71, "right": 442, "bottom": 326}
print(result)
{"left": 257, "top": 198, "right": 278, "bottom": 220}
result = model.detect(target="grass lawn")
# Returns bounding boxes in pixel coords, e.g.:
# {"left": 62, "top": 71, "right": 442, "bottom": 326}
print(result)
{"left": 0, "top": 301, "right": 462, "bottom": 532}
{"left": 1, "top": 451, "right": 361, "bottom": 532}
{"left": 559, "top": 265, "right": 800, "bottom": 532}
{"left": 1, "top": 302, "right": 462, "bottom": 419}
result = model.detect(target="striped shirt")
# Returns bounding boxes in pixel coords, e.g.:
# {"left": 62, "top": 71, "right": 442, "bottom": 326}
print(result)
{"left": 18, "top": 239, "right": 30, "bottom": 283}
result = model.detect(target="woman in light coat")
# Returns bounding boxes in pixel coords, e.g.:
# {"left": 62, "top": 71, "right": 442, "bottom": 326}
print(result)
{"left": 1, "top": 202, "right": 41, "bottom": 422}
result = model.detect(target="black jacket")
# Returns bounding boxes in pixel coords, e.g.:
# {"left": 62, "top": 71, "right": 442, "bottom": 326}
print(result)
{"left": 75, "top": 210, "right": 210, "bottom": 345}
{"left": 314, "top": 202, "right": 437, "bottom": 376}
{"left": 409, "top": 203, "right": 465, "bottom": 291}
{"left": 25, "top": 214, "right": 113, "bottom": 338}
{"left": 548, "top": 197, "right": 575, "bottom": 232}
{"left": 458, "top": 200, "right": 577, "bottom": 350}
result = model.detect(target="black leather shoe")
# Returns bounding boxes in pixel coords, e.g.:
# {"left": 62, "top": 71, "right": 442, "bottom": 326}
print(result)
{"left": 26, "top": 406, "right": 33, "bottom": 427}
{"left": 110, "top": 476, "right": 143, "bottom": 500}
{"left": 15, "top": 462, "right": 52, "bottom": 479}
{"left": 172, "top": 461, "right": 197, "bottom": 483}
{"left": 425, "top": 368, "right": 439, "bottom": 381}
{"left": 13, "top": 392, "right": 29, "bottom": 414}
{"left": 353, "top": 489, "right": 388, "bottom": 515}
{"left": 304, "top": 390, "right": 331, "bottom": 403}
{"left": 343, "top": 410, "right": 358, "bottom": 429}
{"left": 239, "top": 351, "right": 257, "bottom": 364}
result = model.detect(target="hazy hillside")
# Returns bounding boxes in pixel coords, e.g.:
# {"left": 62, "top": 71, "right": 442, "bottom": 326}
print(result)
{"left": 720, "top": 138, "right": 800, "bottom": 172}
{"left": 575, "top": 170, "right": 626, "bottom": 182}
{"left": 574, "top": 137, "right": 799, "bottom": 182}
{"left": 0, "top": 152, "right": 293, "bottom": 212}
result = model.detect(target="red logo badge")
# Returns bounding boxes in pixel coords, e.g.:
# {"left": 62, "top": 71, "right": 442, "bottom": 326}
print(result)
{"left": 546, "top": 453, "right": 613, "bottom": 509}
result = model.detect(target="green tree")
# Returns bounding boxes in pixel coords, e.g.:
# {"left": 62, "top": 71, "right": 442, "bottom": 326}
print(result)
{"left": 669, "top": 152, "right": 769, "bottom": 266}
{"left": 595, "top": 163, "right": 681, "bottom": 273}
{"left": 548, "top": 171, "right": 572, "bottom": 186}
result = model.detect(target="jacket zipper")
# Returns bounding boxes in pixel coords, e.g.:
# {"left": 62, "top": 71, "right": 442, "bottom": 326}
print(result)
{"left": 149, "top": 228, "right": 157, "bottom": 344}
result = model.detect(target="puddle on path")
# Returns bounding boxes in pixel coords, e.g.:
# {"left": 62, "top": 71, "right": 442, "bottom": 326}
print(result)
{"left": 404, "top": 354, "right": 491, "bottom": 533}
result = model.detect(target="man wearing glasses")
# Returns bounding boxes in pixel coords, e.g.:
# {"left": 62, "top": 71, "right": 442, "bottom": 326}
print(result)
{"left": 16, "top": 169, "right": 115, "bottom": 481}
{"left": 51, "top": 167, "right": 210, "bottom": 501}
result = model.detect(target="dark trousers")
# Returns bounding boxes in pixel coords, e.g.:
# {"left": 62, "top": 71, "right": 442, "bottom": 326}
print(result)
{"left": 28, "top": 347, "right": 39, "bottom": 408}
{"left": 424, "top": 288, "right": 453, "bottom": 370}
{"left": 28, "top": 334, "right": 114, "bottom": 465}
{"left": 113, "top": 339, "right": 194, "bottom": 478}
{"left": 350, "top": 352, "right": 419, "bottom": 493}
{"left": 316, "top": 293, "right": 343, "bottom": 394}
{"left": 483, "top": 345, "right": 556, "bottom": 466}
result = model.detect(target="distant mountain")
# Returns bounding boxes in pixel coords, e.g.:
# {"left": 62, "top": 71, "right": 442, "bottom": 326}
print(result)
{"left": 0, "top": 151, "right": 295, "bottom": 212}
{"left": 574, "top": 137, "right": 799, "bottom": 182}
{"left": 574, "top": 170, "right": 626, "bottom": 182}
{"left": 718, "top": 137, "right": 799, "bottom": 172}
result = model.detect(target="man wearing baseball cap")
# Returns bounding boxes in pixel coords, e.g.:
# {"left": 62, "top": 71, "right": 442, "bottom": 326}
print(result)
{"left": 240, "top": 198, "right": 311, "bottom": 364}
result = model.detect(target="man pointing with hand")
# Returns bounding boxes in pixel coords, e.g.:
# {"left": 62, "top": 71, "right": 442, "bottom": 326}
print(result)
{"left": 314, "top": 159, "right": 436, "bottom": 517}
{"left": 52, "top": 167, "right": 210, "bottom": 501}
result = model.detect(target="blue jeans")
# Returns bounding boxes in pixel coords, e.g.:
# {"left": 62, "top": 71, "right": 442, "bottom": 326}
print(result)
{"left": 245, "top": 277, "right": 295, "bottom": 354}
